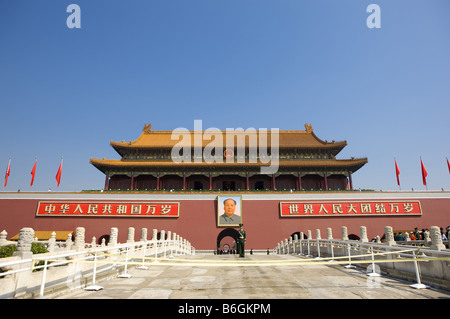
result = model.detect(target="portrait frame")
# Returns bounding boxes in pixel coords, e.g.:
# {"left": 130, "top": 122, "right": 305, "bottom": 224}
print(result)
{"left": 217, "top": 194, "right": 243, "bottom": 227}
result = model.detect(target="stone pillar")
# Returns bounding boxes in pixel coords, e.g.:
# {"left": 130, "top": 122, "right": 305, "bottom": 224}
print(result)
{"left": 74, "top": 227, "right": 85, "bottom": 250}
{"left": 13, "top": 227, "right": 34, "bottom": 258}
{"left": 341, "top": 226, "right": 349, "bottom": 241}
{"left": 127, "top": 227, "right": 135, "bottom": 243}
{"left": 152, "top": 229, "right": 158, "bottom": 241}
{"left": 430, "top": 226, "right": 446, "bottom": 250}
{"left": 48, "top": 232, "right": 56, "bottom": 253}
{"left": 384, "top": 226, "right": 396, "bottom": 246}
{"left": 141, "top": 228, "right": 148, "bottom": 242}
{"left": 91, "top": 236, "right": 97, "bottom": 247}
{"left": 0, "top": 230, "right": 8, "bottom": 246}
{"left": 300, "top": 232, "right": 304, "bottom": 240}
{"left": 327, "top": 228, "right": 333, "bottom": 240}
{"left": 12, "top": 227, "right": 35, "bottom": 297}
{"left": 360, "top": 226, "right": 369, "bottom": 243}
{"left": 316, "top": 229, "right": 321, "bottom": 239}
{"left": 423, "top": 230, "right": 431, "bottom": 246}
{"left": 66, "top": 233, "right": 73, "bottom": 250}
{"left": 160, "top": 230, "right": 166, "bottom": 241}
{"left": 307, "top": 230, "right": 312, "bottom": 239}
{"left": 108, "top": 227, "right": 118, "bottom": 246}
{"left": 293, "top": 234, "right": 298, "bottom": 252}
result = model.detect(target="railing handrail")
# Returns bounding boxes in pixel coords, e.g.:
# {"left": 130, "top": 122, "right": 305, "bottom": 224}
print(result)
{"left": 277, "top": 237, "right": 450, "bottom": 257}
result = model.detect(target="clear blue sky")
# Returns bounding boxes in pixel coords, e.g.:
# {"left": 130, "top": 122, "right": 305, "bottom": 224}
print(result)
{"left": 1, "top": 0, "right": 449, "bottom": 192}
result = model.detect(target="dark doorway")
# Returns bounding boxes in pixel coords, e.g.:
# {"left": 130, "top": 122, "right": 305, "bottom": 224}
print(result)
{"left": 223, "top": 181, "right": 236, "bottom": 191}
{"left": 255, "top": 181, "right": 264, "bottom": 190}
{"left": 217, "top": 228, "right": 240, "bottom": 254}
{"left": 194, "top": 181, "right": 203, "bottom": 190}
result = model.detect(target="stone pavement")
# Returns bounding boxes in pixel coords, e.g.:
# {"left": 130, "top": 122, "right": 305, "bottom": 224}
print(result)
{"left": 55, "top": 254, "right": 450, "bottom": 299}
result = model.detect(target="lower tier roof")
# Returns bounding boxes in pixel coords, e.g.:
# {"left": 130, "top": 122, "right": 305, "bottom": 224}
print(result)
{"left": 90, "top": 157, "right": 368, "bottom": 173}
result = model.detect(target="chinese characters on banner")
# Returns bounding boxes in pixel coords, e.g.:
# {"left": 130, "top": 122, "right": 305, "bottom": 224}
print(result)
{"left": 36, "top": 202, "right": 180, "bottom": 217}
{"left": 280, "top": 201, "right": 422, "bottom": 217}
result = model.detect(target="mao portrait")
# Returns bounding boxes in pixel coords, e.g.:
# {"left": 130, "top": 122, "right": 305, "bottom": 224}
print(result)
{"left": 217, "top": 195, "right": 242, "bottom": 227}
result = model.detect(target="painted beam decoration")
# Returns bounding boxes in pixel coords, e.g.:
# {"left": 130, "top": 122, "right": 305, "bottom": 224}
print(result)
{"left": 36, "top": 201, "right": 180, "bottom": 217}
{"left": 280, "top": 201, "right": 422, "bottom": 217}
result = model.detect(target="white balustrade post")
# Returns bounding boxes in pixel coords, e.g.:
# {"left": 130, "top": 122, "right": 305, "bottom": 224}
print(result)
{"left": 344, "top": 242, "right": 356, "bottom": 269}
{"left": 410, "top": 249, "right": 429, "bottom": 289}
{"left": 306, "top": 230, "right": 312, "bottom": 257}
{"left": 85, "top": 253, "right": 104, "bottom": 291}
{"left": 118, "top": 246, "right": 132, "bottom": 278}
{"left": 39, "top": 260, "right": 49, "bottom": 299}
{"left": 367, "top": 246, "right": 381, "bottom": 277}
{"left": 315, "top": 229, "right": 322, "bottom": 259}
{"left": 299, "top": 232, "right": 304, "bottom": 255}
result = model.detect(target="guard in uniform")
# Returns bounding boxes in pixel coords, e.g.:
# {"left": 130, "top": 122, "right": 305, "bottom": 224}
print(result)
{"left": 237, "top": 223, "right": 246, "bottom": 258}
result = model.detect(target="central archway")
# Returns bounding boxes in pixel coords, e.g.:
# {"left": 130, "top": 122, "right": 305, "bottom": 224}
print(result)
{"left": 217, "top": 228, "right": 240, "bottom": 254}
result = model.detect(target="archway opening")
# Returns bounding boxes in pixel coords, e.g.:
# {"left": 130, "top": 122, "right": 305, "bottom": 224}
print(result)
{"left": 217, "top": 228, "right": 240, "bottom": 254}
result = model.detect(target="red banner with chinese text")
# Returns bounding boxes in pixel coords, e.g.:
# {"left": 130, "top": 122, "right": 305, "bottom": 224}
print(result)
{"left": 36, "top": 201, "right": 180, "bottom": 217}
{"left": 280, "top": 201, "right": 422, "bottom": 217}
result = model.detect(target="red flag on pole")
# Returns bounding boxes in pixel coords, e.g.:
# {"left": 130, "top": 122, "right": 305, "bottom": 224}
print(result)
{"left": 447, "top": 157, "right": 450, "bottom": 174}
{"left": 394, "top": 158, "right": 400, "bottom": 186}
{"left": 420, "top": 157, "right": 428, "bottom": 186}
{"left": 56, "top": 157, "right": 63, "bottom": 187}
{"left": 30, "top": 157, "right": 37, "bottom": 187}
{"left": 4, "top": 158, "right": 11, "bottom": 187}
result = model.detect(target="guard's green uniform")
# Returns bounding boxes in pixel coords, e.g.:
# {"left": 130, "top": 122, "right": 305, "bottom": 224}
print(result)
{"left": 237, "top": 225, "right": 246, "bottom": 257}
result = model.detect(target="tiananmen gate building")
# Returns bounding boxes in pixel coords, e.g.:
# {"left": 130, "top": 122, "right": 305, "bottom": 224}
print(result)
{"left": 1, "top": 124, "right": 449, "bottom": 251}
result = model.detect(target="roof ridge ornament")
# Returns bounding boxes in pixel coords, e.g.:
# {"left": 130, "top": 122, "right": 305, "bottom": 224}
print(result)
{"left": 304, "top": 123, "right": 313, "bottom": 133}
{"left": 143, "top": 123, "right": 152, "bottom": 134}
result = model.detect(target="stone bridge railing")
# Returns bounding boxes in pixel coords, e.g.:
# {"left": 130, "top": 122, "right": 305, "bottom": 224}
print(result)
{"left": 0, "top": 226, "right": 194, "bottom": 299}
{"left": 275, "top": 225, "right": 450, "bottom": 290}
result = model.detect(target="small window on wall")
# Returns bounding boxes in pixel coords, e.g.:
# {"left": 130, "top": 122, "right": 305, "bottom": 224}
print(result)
{"left": 194, "top": 181, "right": 203, "bottom": 190}
{"left": 255, "top": 181, "right": 264, "bottom": 190}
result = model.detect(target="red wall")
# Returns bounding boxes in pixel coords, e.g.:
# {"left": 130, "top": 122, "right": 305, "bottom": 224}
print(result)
{"left": 0, "top": 193, "right": 449, "bottom": 250}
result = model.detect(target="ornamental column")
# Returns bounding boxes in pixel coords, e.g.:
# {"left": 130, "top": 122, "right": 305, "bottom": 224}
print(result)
{"left": 130, "top": 174, "right": 134, "bottom": 190}
{"left": 246, "top": 173, "right": 250, "bottom": 190}
{"left": 348, "top": 172, "right": 353, "bottom": 190}
{"left": 297, "top": 174, "right": 302, "bottom": 191}
{"left": 272, "top": 174, "right": 276, "bottom": 190}
{"left": 183, "top": 173, "right": 186, "bottom": 190}
{"left": 324, "top": 173, "right": 328, "bottom": 191}
{"left": 104, "top": 174, "right": 110, "bottom": 190}
{"left": 209, "top": 173, "right": 213, "bottom": 190}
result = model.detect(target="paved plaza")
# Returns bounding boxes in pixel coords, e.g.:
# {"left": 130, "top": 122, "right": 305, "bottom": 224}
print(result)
{"left": 55, "top": 254, "right": 450, "bottom": 299}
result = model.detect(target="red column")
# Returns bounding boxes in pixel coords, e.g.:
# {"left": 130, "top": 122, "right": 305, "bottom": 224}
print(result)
{"left": 183, "top": 174, "right": 186, "bottom": 190}
{"left": 209, "top": 174, "right": 213, "bottom": 190}
{"left": 348, "top": 173, "right": 353, "bottom": 190}
{"left": 104, "top": 174, "right": 110, "bottom": 191}
{"left": 246, "top": 174, "right": 250, "bottom": 190}
{"left": 324, "top": 174, "right": 328, "bottom": 191}
{"left": 130, "top": 175, "right": 134, "bottom": 190}
{"left": 297, "top": 174, "right": 302, "bottom": 191}
{"left": 156, "top": 176, "right": 160, "bottom": 190}
{"left": 272, "top": 175, "right": 276, "bottom": 190}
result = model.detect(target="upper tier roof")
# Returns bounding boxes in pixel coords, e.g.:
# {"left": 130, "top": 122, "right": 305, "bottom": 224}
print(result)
{"left": 110, "top": 123, "right": 347, "bottom": 156}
